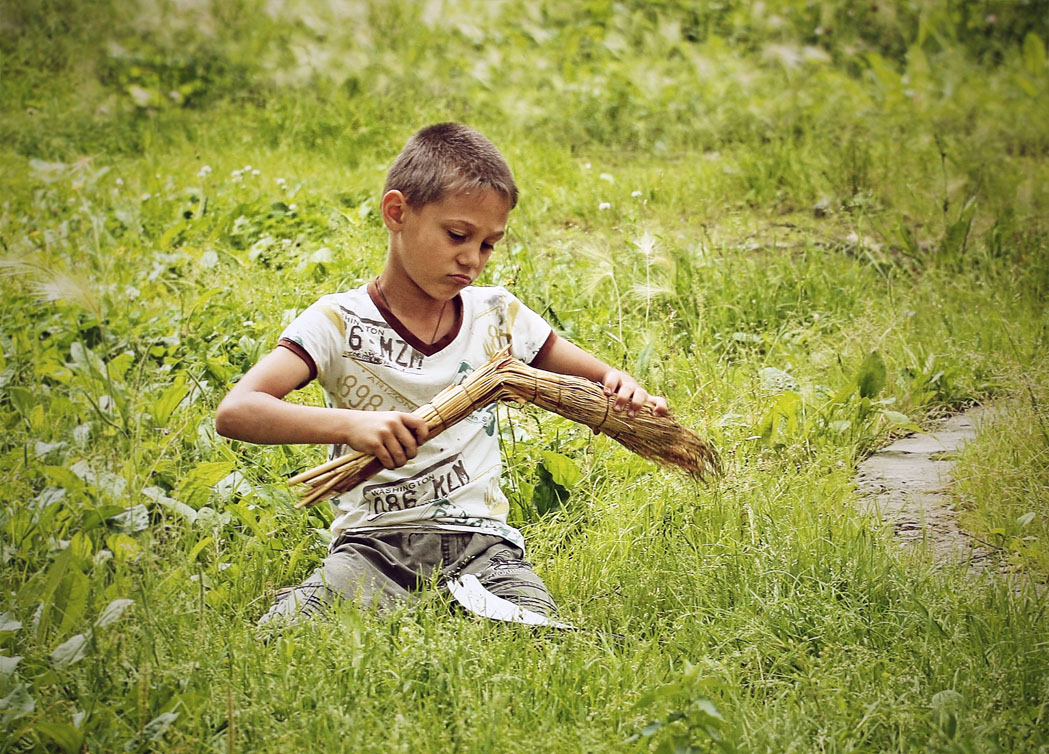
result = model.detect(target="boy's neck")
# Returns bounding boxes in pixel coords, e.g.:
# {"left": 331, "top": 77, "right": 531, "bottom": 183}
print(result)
{"left": 369, "top": 275, "right": 463, "bottom": 350}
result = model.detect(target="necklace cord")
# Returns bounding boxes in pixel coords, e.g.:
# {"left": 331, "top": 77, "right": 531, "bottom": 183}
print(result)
{"left": 376, "top": 277, "right": 448, "bottom": 344}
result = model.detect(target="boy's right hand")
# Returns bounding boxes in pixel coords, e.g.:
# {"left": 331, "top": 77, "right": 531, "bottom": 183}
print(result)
{"left": 344, "top": 411, "right": 430, "bottom": 469}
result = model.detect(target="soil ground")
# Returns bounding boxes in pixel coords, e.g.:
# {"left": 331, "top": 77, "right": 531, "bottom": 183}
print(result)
{"left": 856, "top": 406, "right": 1001, "bottom": 571}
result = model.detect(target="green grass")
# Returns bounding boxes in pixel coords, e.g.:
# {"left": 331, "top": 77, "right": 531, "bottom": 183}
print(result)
{"left": 952, "top": 394, "right": 1049, "bottom": 576}
{"left": 2, "top": 0, "right": 1048, "bottom": 751}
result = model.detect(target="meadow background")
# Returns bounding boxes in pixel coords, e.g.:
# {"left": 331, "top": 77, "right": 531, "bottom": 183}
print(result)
{"left": 2, "top": 0, "right": 1049, "bottom": 751}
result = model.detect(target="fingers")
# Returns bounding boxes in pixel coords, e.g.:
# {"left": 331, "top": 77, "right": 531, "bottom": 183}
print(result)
{"left": 606, "top": 371, "right": 648, "bottom": 418}
{"left": 603, "top": 370, "right": 669, "bottom": 419}
{"left": 648, "top": 394, "right": 669, "bottom": 417}
{"left": 401, "top": 412, "right": 430, "bottom": 444}
{"left": 614, "top": 380, "right": 642, "bottom": 416}
{"left": 353, "top": 412, "right": 429, "bottom": 469}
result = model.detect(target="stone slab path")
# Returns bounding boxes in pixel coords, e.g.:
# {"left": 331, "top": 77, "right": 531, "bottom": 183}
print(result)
{"left": 856, "top": 405, "right": 999, "bottom": 570}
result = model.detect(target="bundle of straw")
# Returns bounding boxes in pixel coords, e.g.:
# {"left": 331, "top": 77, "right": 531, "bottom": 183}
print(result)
{"left": 289, "top": 350, "right": 719, "bottom": 508}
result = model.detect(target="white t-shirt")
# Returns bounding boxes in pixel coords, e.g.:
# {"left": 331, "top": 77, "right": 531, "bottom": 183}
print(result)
{"left": 279, "top": 282, "right": 555, "bottom": 550}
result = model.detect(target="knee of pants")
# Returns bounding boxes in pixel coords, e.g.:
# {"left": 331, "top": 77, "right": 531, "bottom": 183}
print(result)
{"left": 475, "top": 554, "right": 558, "bottom": 615}
{"left": 258, "top": 575, "right": 338, "bottom": 626}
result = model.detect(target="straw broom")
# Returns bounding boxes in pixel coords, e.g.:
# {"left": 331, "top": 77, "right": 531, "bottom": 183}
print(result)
{"left": 289, "top": 350, "right": 719, "bottom": 508}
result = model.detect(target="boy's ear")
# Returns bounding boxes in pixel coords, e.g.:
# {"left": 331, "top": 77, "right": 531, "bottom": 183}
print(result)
{"left": 381, "top": 190, "right": 408, "bottom": 230}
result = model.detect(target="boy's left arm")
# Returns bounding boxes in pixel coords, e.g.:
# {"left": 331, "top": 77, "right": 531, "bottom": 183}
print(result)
{"left": 531, "top": 335, "right": 668, "bottom": 419}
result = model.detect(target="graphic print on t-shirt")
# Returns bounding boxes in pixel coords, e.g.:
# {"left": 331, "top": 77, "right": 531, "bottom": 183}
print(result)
{"left": 337, "top": 305, "right": 424, "bottom": 373}
{"left": 361, "top": 453, "right": 472, "bottom": 519}
{"left": 477, "top": 294, "right": 519, "bottom": 360}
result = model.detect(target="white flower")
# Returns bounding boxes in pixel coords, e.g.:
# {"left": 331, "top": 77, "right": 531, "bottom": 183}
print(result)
{"left": 251, "top": 169, "right": 260, "bottom": 176}
{"left": 197, "top": 165, "right": 212, "bottom": 178}
{"left": 115, "top": 178, "right": 124, "bottom": 186}
{"left": 598, "top": 202, "right": 611, "bottom": 211}
{"left": 632, "top": 190, "right": 642, "bottom": 198}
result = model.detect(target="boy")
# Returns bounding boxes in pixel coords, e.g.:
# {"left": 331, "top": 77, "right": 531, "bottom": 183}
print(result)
{"left": 216, "top": 123, "right": 667, "bottom": 623}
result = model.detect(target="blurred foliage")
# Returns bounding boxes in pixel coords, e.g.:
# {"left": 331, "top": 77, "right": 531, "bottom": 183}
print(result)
{"left": 0, "top": 1, "right": 1047, "bottom": 752}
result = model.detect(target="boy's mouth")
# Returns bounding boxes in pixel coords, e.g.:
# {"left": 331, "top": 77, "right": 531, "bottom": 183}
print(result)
{"left": 449, "top": 274, "right": 472, "bottom": 286}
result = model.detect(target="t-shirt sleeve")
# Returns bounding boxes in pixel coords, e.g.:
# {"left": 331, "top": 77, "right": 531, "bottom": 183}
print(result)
{"left": 277, "top": 297, "right": 347, "bottom": 388}
{"left": 500, "top": 288, "right": 555, "bottom": 365}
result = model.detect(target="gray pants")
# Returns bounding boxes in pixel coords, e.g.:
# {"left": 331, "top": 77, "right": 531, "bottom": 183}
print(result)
{"left": 259, "top": 529, "right": 556, "bottom": 625}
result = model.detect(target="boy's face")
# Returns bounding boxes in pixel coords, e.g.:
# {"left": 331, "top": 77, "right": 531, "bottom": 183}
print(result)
{"left": 383, "top": 188, "right": 510, "bottom": 303}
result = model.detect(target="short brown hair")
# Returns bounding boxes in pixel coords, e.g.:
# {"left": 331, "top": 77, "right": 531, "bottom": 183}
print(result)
{"left": 383, "top": 123, "right": 518, "bottom": 209}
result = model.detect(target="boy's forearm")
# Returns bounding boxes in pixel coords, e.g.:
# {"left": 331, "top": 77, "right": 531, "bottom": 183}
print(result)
{"left": 532, "top": 333, "right": 669, "bottom": 417}
{"left": 215, "top": 391, "right": 357, "bottom": 445}
{"left": 531, "top": 335, "right": 611, "bottom": 382}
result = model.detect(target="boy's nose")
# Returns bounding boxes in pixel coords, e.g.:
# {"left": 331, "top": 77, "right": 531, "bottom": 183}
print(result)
{"left": 457, "top": 244, "right": 482, "bottom": 268}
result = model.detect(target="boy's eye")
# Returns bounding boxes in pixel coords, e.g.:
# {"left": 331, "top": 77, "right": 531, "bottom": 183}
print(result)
{"left": 448, "top": 231, "right": 466, "bottom": 241}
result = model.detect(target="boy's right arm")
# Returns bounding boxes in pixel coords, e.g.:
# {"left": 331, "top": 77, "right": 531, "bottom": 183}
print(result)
{"left": 214, "top": 347, "right": 428, "bottom": 469}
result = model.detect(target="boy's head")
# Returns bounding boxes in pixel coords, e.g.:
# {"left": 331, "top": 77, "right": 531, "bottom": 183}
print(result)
{"left": 384, "top": 123, "right": 518, "bottom": 210}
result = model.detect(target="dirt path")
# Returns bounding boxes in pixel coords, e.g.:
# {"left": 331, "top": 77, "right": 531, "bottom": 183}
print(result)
{"left": 856, "top": 405, "right": 999, "bottom": 570}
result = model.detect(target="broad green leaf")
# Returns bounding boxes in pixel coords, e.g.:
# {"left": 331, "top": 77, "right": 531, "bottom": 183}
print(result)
{"left": 856, "top": 352, "right": 886, "bottom": 399}
{"left": 214, "top": 471, "right": 252, "bottom": 501}
{"left": 68, "top": 342, "right": 106, "bottom": 379}
{"left": 1023, "top": 32, "right": 1046, "bottom": 76}
{"left": 34, "top": 440, "right": 69, "bottom": 459}
{"left": 0, "top": 613, "right": 22, "bottom": 633}
{"left": 176, "top": 461, "right": 235, "bottom": 509}
{"left": 32, "top": 721, "right": 83, "bottom": 754}
{"left": 0, "top": 655, "right": 21, "bottom": 676}
{"left": 106, "top": 533, "right": 142, "bottom": 563}
{"left": 532, "top": 465, "right": 569, "bottom": 516}
{"left": 1017, "top": 512, "right": 1037, "bottom": 528}
{"left": 758, "top": 391, "right": 802, "bottom": 445}
{"left": 187, "top": 536, "right": 214, "bottom": 562}
{"left": 880, "top": 410, "right": 920, "bottom": 431}
{"left": 143, "top": 486, "right": 198, "bottom": 523}
{"left": 6, "top": 386, "right": 34, "bottom": 422}
{"left": 109, "top": 504, "right": 150, "bottom": 533}
{"left": 693, "top": 696, "right": 724, "bottom": 721}
{"left": 142, "top": 711, "right": 180, "bottom": 741}
{"left": 759, "top": 366, "right": 797, "bottom": 392}
{"left": 94, "top": 599, "right": 134, "bottom": 628}
{"left": 50, "top": 633, "right": 89, "bottom": 668}
{"left": 0, "top": 683, "right": 35, "bottom": 721}
{"left": 539, "top": 451, "right": 583, "bottom": 488}
{"left": 55, "top": 570, "right": 90, "bottom": 638}
{"left": 107, "top": 351, "right": 134, "bottom": 382}
{"left": 68, "top": 532, "right": 93, "bottom": 562}
{"left": 152, "top": 377, "right": 189, "bottom": 427}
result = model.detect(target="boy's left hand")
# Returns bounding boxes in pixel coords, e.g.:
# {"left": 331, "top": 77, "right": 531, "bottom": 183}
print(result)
{"left": 601, "top": 369, "right": 668, "bottom": 420}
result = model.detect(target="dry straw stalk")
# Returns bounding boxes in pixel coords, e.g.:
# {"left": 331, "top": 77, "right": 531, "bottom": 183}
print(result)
{"left": 290, "top": 350, "right": 719, "bottom": 508}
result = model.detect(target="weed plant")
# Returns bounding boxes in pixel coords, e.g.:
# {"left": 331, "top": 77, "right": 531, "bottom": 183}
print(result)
{"left": 1, "top": 0, "right": 1048, "bottom": 751}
